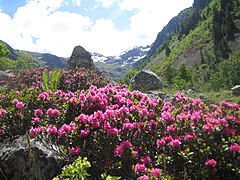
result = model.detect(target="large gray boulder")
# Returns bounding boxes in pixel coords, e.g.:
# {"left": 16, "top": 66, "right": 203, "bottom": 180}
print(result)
{"left": 0, "top": 135, "right": 66, "bottom": 180}
{"left": 130, "top": 70, "right": 163, "bottom": 92}
{"left": 231, "top": 85, "right": 240, "bottom": 96}
{"left": 68, "top": 45, "right": 96, "bottom": 70}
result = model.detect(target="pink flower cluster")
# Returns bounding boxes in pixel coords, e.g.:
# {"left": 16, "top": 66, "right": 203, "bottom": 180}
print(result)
{"left": 46, "top": 108, "right": 60, "bottom": 116}
{"left": 70, "top": 146, "right": 80, "bottom": 155}
{"left": 205, "top": 159, "right": 217, "bottom": 166}
{"left": 229, "top": 144, "right": 240, "bottom": 152}
{"left": 3, "top": 80, "right": 237, "bottom": 179}
{"left": 0, "top": 109, "right": 7, "bottom": 116}
{"left": 12, "top": 99, "right": 25, "bottom": 109}
{"left": 114, "top": 140, "right": 132, "bottom": 156}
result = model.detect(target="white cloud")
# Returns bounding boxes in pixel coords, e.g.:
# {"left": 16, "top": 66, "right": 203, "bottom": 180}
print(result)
{"left": 0, "top": 0, "right": 94, "bottom": 56}
{"left": 0, "top": 0, "right": 194, "bottom": 57}
{"left": 119, "top": 0, "right": 194, "bottom": 42}
{"left": 72, "top": 0, "right": 81, "bottom": 6}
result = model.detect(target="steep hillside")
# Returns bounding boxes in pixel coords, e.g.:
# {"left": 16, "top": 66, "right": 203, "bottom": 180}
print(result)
{"left": 132, "top": 8, "right": 193, "bottom": 69}
{"left": 0, "top": 40, "right": 19, "bottom": 60}
{"left": 24, "top": 51, "right": 68, "bottom": 68}
{"left": 0, "top": 41, "right": 40, "bottom": 71}
{"left": 132, "top": 0, "right": 240, "bottom": 91}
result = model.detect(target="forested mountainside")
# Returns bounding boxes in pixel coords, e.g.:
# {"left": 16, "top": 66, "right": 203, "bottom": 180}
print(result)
{"left": 130, "top": 0, "right": 240, "bottom": 92}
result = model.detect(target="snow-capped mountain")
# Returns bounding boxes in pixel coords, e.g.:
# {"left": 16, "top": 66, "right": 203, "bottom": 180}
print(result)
{"left": 92, "top": 45, "right": 150, "bottom": 67}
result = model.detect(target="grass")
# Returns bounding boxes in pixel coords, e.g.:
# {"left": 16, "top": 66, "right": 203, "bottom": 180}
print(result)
{"left": 157, "top": 87, "right": 240, "bottom": 104}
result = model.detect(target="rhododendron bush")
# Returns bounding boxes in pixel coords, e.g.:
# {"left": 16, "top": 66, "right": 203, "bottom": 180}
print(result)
{"left": 0, "top": 68, "right": 240, "bottom": 179}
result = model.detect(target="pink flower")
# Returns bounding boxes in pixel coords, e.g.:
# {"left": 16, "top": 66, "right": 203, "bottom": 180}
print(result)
{"left": 80, "top": 129, "right": 90, "bottom": 137}
{"left": 36, "top": 126, "right": 45, "bottom": 133}
{"left": 46, "top": 125, "right": 58, "bottom": 134}
{"left": 69, "top": 122, "right": 76, "bottom": 131}
{"left": 12, "top": 99, "right": 19, "bottom": 104}
{"left": 202, "top": 124, "right": 214, "bottom": 131}
{"left": 0, "top": 129, "right": 5, "bottom": 135}
{"left": 123, "top": 123, "right": 135, "bottom": 130}
{"left": 156, "top": 139, "right": 166, "bottom": 146}
{"left": 139, "top": 175, "right": 149, "bottom": 180}
{"left": 29, "top": 127, "right": 36, "bottom": 136}
{"left": 224, "top": 127, "right": 236, "bottom": 136}
{"left": 135, "top": 163, "right": 147, "bottom": 173}
{"left": 38, "top": 92, "right": 49, "bottom": 101}
{"left": 167, "top": 125, "right": 176, "bottom": 132}
{"left": 46, "top": 108, "right": 60, "bottom": 116}
{"left": 205, "top": 159, "right": 217, "bottom": 166}
{"left": 0, "top": 109, "right": 7, "bottom": 116}
{"left": 170, "top": 139, "right": 181, "bottom": 147}
{"left": 58, "top": 128, "right": 67, "bottom": 136}
{"left": 150, "top": 168, "right": 162, "bottom": 178}
{"left": 220, "top": 101, "right": 239, "bottom": 109}
{"left": 104, "top": 109, "right": 115, "bottom": 118}
{"left": 163, "top": 135, "right": 173, "bottom": 142}
{"left": 184, "top": 132, "right": 196, "bottom": 140}
{"left": 52, "top": 109, "right": 60, "bottom": 116}
{"left": 62, "top": 124, "right": 71, "bottom": 132}
{"left": 46, "top": 108, "right": 54, "bottom": 116}
{"left": 175, "top": 92, "right": 184, "bottom": 102}
{"left": 161, "top": 111, "right": 175, "bottom": 121}
{"left": 34, "top": 109, "right": 43, "bottom": 116}
{"left": 114, "top": 145, "right": 124, "bottom": 156}
{"left": 121, "top": 140, "right": 132, "bottom": 149}
{"left": 77, "top": 114, "right": 89, "bottom": 124}
{"left": 191, "top": 111, "right": 202, "bottom": 121}
{"left": 229, "top": 144, "right": 240, "bottom": 152}
{"left": 133, "top": 150, "right": 139, "bottom": 158}
{"left": 162, "top": 102, "right": 172, "bottom": 111}
{"left": 118, "top": 105, "right": 129, "bottom": 114}
{"left": 140, "top": 156, "right": 152, "bottom": 164}
{"left": 70, "top": 146, "right": 80, "bottom": 155}
{"left": 16, "top": 101, "right": 25, "bottom": 109}
{"left": 140, "top": 108, "right": 148, "bottom": 116}
{"left": 31, "top": 117, "right": 40, "bottom": 124}
{"left": 106, "top": 128, "right": 119, "bottom": 136}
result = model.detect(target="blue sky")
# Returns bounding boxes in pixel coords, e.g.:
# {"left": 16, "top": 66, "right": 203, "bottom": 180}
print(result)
{"left": 0, "top": 0, "right": 194, "bottom": 57}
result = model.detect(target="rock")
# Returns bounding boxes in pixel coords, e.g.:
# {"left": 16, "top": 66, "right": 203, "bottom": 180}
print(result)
{"left": 145, "top": 90, "right": 170, "bottom": 100}
{"left": 185, "top": 89, "right": 194, "bottom": 94}
{"left": 68, "top": 45, "right": 96, "bottom": 70}
{"left": 231, "top": 85, "right": 240, "bottom": 96}
{"left": 0, "top": 135, "right": 66, "bottom": 180}
{"left": 0, "top": 70, "right": 14, "bottom": 79}
{"left": 199, "top": 93, "right": 214, "bottom": 104}
{"left": 130, "top": 70, "right": 163, "bottom": 92}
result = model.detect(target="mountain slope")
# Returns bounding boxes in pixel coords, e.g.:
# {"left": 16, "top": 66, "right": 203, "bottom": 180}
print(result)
{"left": 92, "top": 46, "right": 150, "bottom": 81}
{"left": 131, "top": 0, "right": 240, "bottom": 91}
{"left": 132, "top": 8, "right": 193, "bottom": 69}
{"left": 0, "top": 40, "right": 19, "bottom": 60}
{"left": 0, "top": 40, "right": 148, "bottom": 81}
{"left": 92, "top": 46, "right": 150, "bottom": 67}
{"left": 23, "top": 51, "right": 68, "bottom": 68}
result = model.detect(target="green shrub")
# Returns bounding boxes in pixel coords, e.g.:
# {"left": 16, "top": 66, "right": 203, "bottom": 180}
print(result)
{"left": 53, "top": 157, "right": 91, "bottom": 180}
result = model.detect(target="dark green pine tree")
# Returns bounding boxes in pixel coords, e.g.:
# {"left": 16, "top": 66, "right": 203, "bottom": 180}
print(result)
{"left": 178, "top": 64, "right": 189, "bottom": 81}
{"left": 164, "top": 64, "right": 175, "bottom": 85}
{"left": 165, "top": 45, "right": 171, "bottom": 57}
{"left": 224, "top": 2, "right": 236, "bottom": 40}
